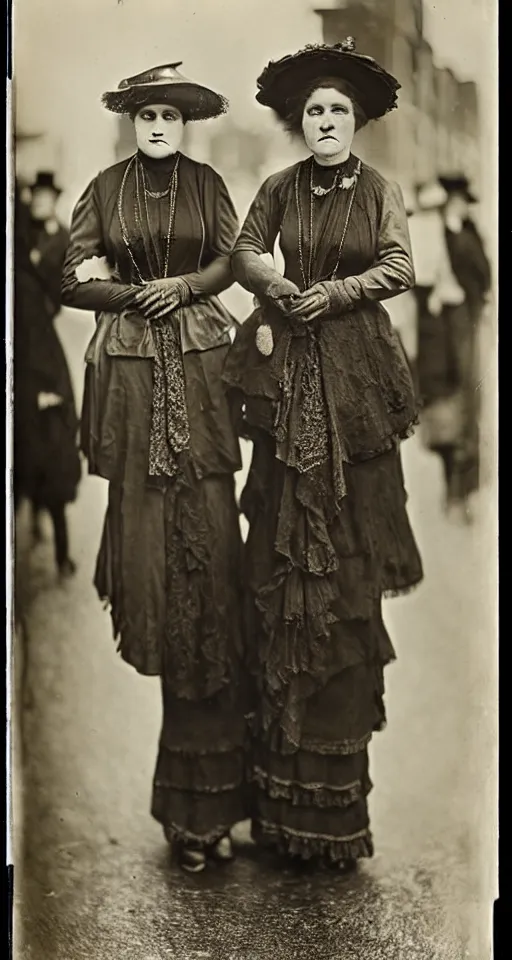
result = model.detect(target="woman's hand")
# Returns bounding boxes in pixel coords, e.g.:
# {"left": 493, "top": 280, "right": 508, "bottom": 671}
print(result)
{"left": 283, "top": 283, "right": 331, "bottom": 323}
{"left": 134, "top": 278, "right": 191, "bottom": 321}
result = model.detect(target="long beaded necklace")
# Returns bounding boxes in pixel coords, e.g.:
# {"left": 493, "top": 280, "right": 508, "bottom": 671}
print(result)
{"left": 295, "top": 156, "right": 361, "bottom": 290}
{"left": 117, "top": 153, "right": 180, "bottom": 283}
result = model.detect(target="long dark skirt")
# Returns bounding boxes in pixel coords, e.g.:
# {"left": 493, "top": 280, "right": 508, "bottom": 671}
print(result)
{"left": 241, "top": 430, "right": 423, "bottom": 864}
{"left": 93, "top": 354, "right": 246, "bottom": 845}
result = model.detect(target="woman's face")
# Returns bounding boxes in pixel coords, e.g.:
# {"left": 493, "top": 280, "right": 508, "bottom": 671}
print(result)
{"left": 30, "top": 187, "right": 58, "bottom": 222}
{"left": 302, "top": 87, "right": 356, "bottom": 164}
{"left": 134, "top": 103, "right": 185, "bottom": 159}
{"left": 445, "top": 192, "right": 469, "bottom": 220}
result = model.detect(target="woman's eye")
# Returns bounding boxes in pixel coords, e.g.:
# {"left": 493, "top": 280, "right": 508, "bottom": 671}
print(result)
{"left": 163, "top": 113, "right": 177, "bottom": 122}
{"left": 141, "top": 112, "right": 155, "bottom": 121}
{"left": 308, "top": 107, "right": 323, "bottom": 116}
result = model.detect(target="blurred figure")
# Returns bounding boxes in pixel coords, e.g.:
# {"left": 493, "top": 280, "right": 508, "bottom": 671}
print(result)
{"left": 13, "top": 171, "right": 81, "bottom": 577}
{"left": 385, "top": 186, "right": 419, "bottom": 396}
{"left": 410, "top": 176, "right": 491, "bottom": 522}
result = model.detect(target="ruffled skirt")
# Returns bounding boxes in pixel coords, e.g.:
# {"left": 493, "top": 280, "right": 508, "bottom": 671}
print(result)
{"left": 241, "top": 429, "right": 423, "bottom": 863}
{"left": 91, "top": 352, "right": 247, "bottom": 844}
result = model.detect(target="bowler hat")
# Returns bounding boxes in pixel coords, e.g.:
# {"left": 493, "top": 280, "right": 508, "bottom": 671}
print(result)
{"left": 31, "top": 171, "right": 62, "bottom": 194}
{"left": 438, "top": 173, "right": 477, "bottom": 203}
{"left": 101, "top": 63, "right": 228, "bottom": 121}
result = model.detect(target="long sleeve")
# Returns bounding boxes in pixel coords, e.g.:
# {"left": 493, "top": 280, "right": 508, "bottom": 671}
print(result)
{"left": 61, "top": 178, "right": 140, "bottom": 313}
{"left": 33, "top": 227, "right": 69, "bottom": 310}
{"left": 180, "top": 169, "right": 239, "bottom": 299}
{"left": 231, "top": 176, "right": 300, "bottom": 301}
{"left": 326, "top": 181, "right": 416, "bottom": 312}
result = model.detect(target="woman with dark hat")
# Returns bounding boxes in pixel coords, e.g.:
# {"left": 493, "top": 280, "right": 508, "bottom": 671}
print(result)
{"left": 223, "top": 40, "right": 423, "bottom": 871}
{"left": 415, "top": 173, "right": 491, "bottom": 521}
{"left": 14, "top": 170, "right": 81, "bottom": 576}
{"left": 61, "top": 64, "right": 245, "bottom": 872}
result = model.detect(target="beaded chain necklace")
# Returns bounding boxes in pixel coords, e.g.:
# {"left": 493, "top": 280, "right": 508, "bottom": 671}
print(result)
{"left": 117, "top": 153, "right": 181, "bottom": 283}
{"left": 295, "top": 156, "right": 361, "bottom": 290}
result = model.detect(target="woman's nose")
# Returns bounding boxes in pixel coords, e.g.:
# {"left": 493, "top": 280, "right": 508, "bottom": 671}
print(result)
{"left": 320, "top": 117, "right": 334, "bottom": 130}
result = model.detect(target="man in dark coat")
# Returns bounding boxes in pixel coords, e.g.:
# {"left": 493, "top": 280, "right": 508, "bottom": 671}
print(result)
{"left": 14, "top": 171, "right": 81, "bottom": 577}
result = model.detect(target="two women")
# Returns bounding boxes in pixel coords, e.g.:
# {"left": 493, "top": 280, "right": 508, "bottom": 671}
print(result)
{"left": 64, "top": 42, "right": 423, "bottom": 874}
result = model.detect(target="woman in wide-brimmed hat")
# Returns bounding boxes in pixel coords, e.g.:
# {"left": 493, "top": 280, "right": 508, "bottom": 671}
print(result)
{"left": 414, "top": 172, "right": 491, "bottom": 521}
{"left": 61, "top": 64, "right": 246, "bottom": 873}
{"left": 223, "top": 40, "right": 423, "bottom": 871}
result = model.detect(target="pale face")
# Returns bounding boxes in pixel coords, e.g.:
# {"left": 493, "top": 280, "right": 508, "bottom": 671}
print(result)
{"left": 30, "top": 187, "right": 58, "bottom": 222}
{"left": 134, "top": 103, "right": 185, "bottom": 159}
{"left": 445, "top": 193, "right": 469, "bottom": 220}
{"left": 302, "top": 87, "right": 356, "bottom": 165}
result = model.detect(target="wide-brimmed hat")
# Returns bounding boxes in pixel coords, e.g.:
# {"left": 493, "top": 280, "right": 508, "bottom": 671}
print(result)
{"left": 438, "top": 173, "right": 477, "bottom": 203}
{"left": 30, "top": 171, "right": 62, "bottom": 194}
{"left": 255, "top": 39, "right": 400, "bottom": 121}
{"left": 101, "top": 62, "right": 228, "bottom": 121}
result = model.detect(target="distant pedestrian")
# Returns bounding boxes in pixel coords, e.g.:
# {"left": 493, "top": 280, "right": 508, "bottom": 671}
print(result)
{"left": 14, "top": 172, "right": 80, "bottom": 577}
{"left": 412, "top": 175, "right": 491, "bottom": 522}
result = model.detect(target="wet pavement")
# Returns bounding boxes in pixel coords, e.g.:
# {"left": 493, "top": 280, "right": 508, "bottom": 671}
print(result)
{"left": 12, "top": 308, "right": 497, "bottom": 959}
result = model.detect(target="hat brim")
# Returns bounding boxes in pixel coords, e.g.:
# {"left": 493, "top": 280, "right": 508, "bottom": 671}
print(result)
{"left": 101, "top": 81, "right": 228, "bottom": 121}
{"left": 256, "top": 47, "right": 400, "bottom": 121}
{"left": 30, "top": 182, "right": 63, "bottom": 195}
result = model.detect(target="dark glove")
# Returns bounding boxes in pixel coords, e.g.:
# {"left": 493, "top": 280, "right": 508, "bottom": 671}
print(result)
{"left": 284, "top": 279, "right": 360, "bottom": 322}
{"left": 134, "top": 277, "right": 192, "bottom": 320}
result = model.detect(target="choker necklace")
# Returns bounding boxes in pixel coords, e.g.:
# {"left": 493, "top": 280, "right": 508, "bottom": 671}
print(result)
{"left": 310, "top": 157, "right": 360, "bottom": 197}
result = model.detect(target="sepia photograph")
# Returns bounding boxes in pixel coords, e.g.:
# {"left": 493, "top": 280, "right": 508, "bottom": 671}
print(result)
{"left": 9, "top": 1, "right": 498, "bottom": 957}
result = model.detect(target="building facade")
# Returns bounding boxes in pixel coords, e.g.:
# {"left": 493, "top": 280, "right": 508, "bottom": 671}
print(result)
{"left": 15, "top": 0, "right": 481, "bottom": 217}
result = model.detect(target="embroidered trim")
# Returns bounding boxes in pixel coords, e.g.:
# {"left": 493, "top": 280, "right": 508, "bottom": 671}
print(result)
{"left": 256, "top": 819, "right": 369, "bottom": 844}
{"left": 300, "top": 733, "right": 373, "bottom": 756}
{"left": 153, "top": 778, "right": 243, "bottom": 795}
{"left": 161, "top": 822, "right": 233, "bottom": 846}
{"left": 252, "top": 767, "right": 362, "bottom": 794}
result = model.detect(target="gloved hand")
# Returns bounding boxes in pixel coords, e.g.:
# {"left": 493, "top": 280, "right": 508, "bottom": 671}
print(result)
{"left": 283, "top": 277, "right": 359, "bottom": 322}
{"left": 134, "top": 277, "right": 192, "bottom": 321}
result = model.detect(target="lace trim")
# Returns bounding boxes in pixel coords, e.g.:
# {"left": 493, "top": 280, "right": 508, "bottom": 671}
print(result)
{"left": 251, "top": 767, "right": 370, "bottom": 808}
{"left": 252, "top": 819, "right": 374, "bottom": 863}
{"left": 300, "top": 733, "right": 373, "bottom": 756}
{"left": 256, "top": 819, "right": 369, "bottom": 844}
{"left": 153, "top": 778, "right": 242, "bottom": 796}
{"left": 162, "top": 822, "right": 232, "bottom": 847}
{"left": 156, "top": 742, "right": 244, "bottom": 756}
{"left": 162, "top": 467, "right": 237, "bottom": 700}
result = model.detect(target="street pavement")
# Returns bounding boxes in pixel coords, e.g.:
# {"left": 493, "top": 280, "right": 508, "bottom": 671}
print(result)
{"left": 11, "top": 307, "right": 497, "bottom": 960}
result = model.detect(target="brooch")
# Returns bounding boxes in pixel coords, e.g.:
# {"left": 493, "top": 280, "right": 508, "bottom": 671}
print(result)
{"left": 255, "top": 323, "right": 274, "bottom": 357}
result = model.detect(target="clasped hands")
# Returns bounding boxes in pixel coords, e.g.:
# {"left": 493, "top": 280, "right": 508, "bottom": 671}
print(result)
{"left": 270, "top": 279, "right": 337, "bottom": 323}
{"left": 134, "top": 277, "right": 191, "bottom": 322}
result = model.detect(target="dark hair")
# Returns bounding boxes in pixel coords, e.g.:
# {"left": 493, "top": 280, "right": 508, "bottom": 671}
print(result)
{"left": 281, "top": 77, "right": 368, "bottom": 136}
